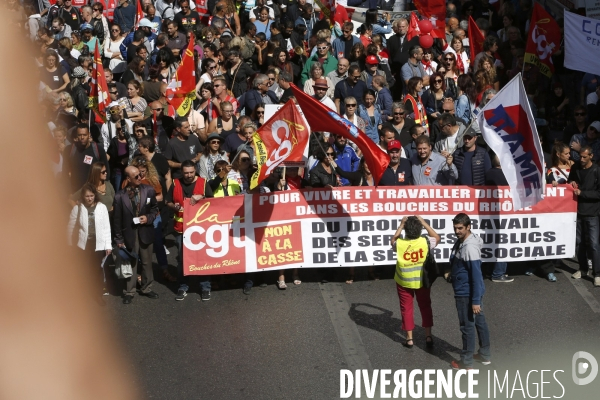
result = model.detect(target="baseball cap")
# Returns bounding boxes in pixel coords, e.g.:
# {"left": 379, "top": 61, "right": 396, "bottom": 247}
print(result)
{"left": 138, "top": 18, "right": 154, "bottom": 28}
{"left": 366, "top": 55, "right": 379, "bottom": 65}
{"left": 80, "top": 23, "right": 93, "bottom": 31}
{"left": 590, "top": 121, "right": 600, "bottom": 131}
{"left": 387, "top": 140, "right": 401, "bottom": 152}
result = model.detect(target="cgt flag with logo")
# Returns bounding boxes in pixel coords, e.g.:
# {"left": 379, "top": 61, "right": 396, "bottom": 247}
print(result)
{"left": 413, "top": 0, "right": 445, "bottom": 38}
{"left": 476, "top": 74, "right": 545, "bottom": 210}
{"left": 468, "top": 16, "right": 485, "bottom": 63}
{"left": 290, "top": 84, "right": 389, "bottom": 184}
{"left": 88, "top": 41, "right": 110, "bottom": 122}
{"left": 166, "top": 35, "right": 197, "bottom": 117}
{"left": 524, "top": 3, "right": 560, "bottom": 77}
{"left": 250, "top": 101, "right": 309, "bottom": 189}
{"left": 407, "top": 12, "right": 421, "bottom": 40}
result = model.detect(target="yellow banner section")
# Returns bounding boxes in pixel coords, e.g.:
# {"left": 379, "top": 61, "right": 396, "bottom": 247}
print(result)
{"left": 524, "top": 52, "right": 552, "bottom": 78}
{"left": 250, "top": 132, "right": 268, "bottom": 189}
{"left": 176, "top": 91, "right": 197, "bottom": 117}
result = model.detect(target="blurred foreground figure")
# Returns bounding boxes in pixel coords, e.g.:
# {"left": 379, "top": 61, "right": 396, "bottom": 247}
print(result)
{"left": 0, "top": 10, "right": 138, "bottom": 400}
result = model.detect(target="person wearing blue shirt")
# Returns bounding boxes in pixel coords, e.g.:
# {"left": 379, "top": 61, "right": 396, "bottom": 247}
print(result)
{"left": 331, "top": 135, "right": 360, "bottom": 186}
{"left": 114, "top": 0, "right": 136, "bottom": 33}
{"left": 449, "top": 213, "right": 491, "bottom": 370}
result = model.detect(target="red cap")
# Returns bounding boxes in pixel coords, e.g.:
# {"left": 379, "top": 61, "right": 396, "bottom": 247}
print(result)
{"left": 387, "top": 140, "right": 401, "bottom": 152}
{"left": 366, "top": 55, "right": 379, "bottom": 65}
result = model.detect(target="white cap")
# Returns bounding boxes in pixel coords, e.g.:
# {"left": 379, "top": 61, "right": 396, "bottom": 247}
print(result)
{"left": 591, "top": 121, "right": 600, "bottom": 131}
{"left": 138, "top": 18, "right": 153, "bottom": 28}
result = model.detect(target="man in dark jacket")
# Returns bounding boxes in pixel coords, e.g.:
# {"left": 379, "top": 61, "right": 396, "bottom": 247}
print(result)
{"left": 568, "top": 146, "right": 600, "bottom": 287}
{"left": 239, "top": 74, "right": 278, "bottom": 115}
{"left": 387, "top": 18, "right": 419, "bottom": 97}
{"left": 452, "top": 128, "right": 491, "bottom": 186}
{"left": 113, "top": 166, "right": 160, "bottom": 304}
{"left": 378, "top": 140, "right": 413, "bottom": 186}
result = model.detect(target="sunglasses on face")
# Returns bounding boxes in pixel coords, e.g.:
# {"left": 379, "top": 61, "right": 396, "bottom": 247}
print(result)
{"left": 442, "top": 109, "right": 453, "bottom": 113}
{"left": 575, "top": 112, "right": 586, "bottom": 116}
{"left": 93, "top": 8, "right": 100, "bottom": 11}
{"left": 345, "top": 103, "right": 357, "bottom": 107}
{"left": 110, "top": 109, "right": 120, "bottom": 114}
{"left": 132, "top": 174, "right": 141, "bottom": 180}
{"left": 215, "top": 168, "right": 224, "bottom": 173}
{"left": 394, "top": 112, "right": 404, "bottom": 115}
{"left": 209, "top": 140, "right": 220, "bottom": 144}
{"left": 445, "top": 58, "right": 454, "bottom": 61}
{"left": 326, "top": 152, "right": 335, "bottom": 156}
{"left": 208, "top": 66, "right": 216, "bottom": 70}
{"left": 240, "top": 157, "right": 250, "bottom": 162}
{"left": 101, "top": 170, "right": 107, "bottom": 174}
{"left": 256, "top": 111, "right": 264, "bottom": 115}
{"left": 434, "top": 79, "right": 443, "bottom": 83}
{"left": 214, "top": 84, "right": 223, "bottom": 87}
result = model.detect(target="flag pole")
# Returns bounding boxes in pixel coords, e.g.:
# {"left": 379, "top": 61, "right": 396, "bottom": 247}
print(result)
{"left": 88, "top": 109, "right": 92, "bottom": 131}
{"left": 229, "top": 139, "right": 251, "bottom": 165}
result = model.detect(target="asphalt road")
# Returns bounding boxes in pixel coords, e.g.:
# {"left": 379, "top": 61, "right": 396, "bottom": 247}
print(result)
{"left": 104, "top": 248, "right": 600, "bottom": 400}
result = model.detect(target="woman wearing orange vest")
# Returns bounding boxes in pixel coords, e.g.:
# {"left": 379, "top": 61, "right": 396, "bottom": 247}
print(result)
{"left": 391, "top": 215, "right": 441, "bottom": 349}
{"left": 404, "top": 76, "right": 429, "bottom": 136}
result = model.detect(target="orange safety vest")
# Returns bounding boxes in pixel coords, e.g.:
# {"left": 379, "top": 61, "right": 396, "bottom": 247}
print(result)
{"left": 172, "top": 177, "right": 206, "bottom": 233}
{"left": 405, "top": 94, "right": 429, "bottom": 133}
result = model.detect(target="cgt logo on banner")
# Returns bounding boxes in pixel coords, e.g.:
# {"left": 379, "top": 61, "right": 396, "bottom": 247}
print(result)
{"left": 477, "top": 74, "right": 545, "bottom": 210}
{"left": 524, "top": 3, "right": 560, "bottom": 77}
{"left": 182, "top": 185, "right": 576, "bottom": 275}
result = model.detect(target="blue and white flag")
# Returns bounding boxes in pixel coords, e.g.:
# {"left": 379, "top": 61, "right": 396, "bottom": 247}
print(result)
{"left": 564, "top": 11, "right": 600, "bottom": 76}
{"left": 476, "top": 74, "right": 545, "bottom": 210}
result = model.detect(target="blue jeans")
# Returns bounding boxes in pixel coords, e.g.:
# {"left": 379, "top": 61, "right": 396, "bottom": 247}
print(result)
{"left": 112, "top": 169, "right": 122, "bottom": 193}
{"left": 576, "top": 216, "right": 600, "bottom": 277}
{"left": 175, "top": 233, "right": 210, "bottom": 292}
{"left": 153, "top": 214, "right": 168, "bottom": 270}
{"left": 455, "top": 297, "right": 491, "bottom": 366}
{"left": 492, "top": 262, "right": 507, "bottom": 279}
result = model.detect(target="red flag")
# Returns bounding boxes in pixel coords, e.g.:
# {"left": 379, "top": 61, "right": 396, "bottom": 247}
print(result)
{"left": 166, "top": 35, "right": 197, "bottom": 116}
{"left": 250, "top": 101, "right": 310, "bottom": 189}
{"left": 88, "top": 41, "right": 110, "bottom": 122}
{"left": 468, "top": 16, "right": 485, "bottom": 64}
{"left": 407, "top": 12, "right": 421, "bottom": 41}
{"left": 413, "top": 0, "right": 445, "bottom": 39}
{"left": 135, "top": 0, "right": 144, "bottom": 28}
{"left": 524, "top": 3, "right": 560, "bottom": 77}
{"left": 290, "top": 84, "right": 390, "bottom": 184}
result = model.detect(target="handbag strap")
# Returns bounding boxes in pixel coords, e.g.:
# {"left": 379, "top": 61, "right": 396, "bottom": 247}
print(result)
{"left": 229, "top": 63, "right": 241, "bottom": 94}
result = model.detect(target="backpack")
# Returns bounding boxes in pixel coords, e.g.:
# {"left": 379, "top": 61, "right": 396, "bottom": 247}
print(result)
{"left": 421, "top": 237, "right": 441, "bottom": 288}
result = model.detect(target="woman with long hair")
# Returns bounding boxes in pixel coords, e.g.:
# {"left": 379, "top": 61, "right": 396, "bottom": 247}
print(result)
{"left": 358, "top": 89, "right": 383, "bottom": 143}
{"left": 455, "top": 74, "right": 477, "bottom": 124}
{"left": 478, "top": 55, "right": 500, "bottom": 91}
{"left": 120, "top": 55, "right": 146, "bottom": 84}
{"left": 222, "top": 0, "right": 241, "bottom": 36}
{"left": 122, "top": 80, "right": 147, "bottom": 122}
{"left": 57, "top": 92, "right": 76, "bottom": 116}
{"left": 349, "top": 42, "right": 366, "bottom": 71}
{"left": 253, "top": 7, "right": 274, "bottom": 40}
{"left": 365, "top": 8, "right": 392, "bottom": 47}
{"left": 103, "top": 23, "right": 125, "bottom": 74}
{"left": 303, "top": 62, "right": 334, "bottom": 98}
{"left": 225, "top": 48, "right": 254, "bottom": 98}
{"left": 251, "top": 103, "right": 266, "bottom": 127}
{"left": 404, "top": 77, "right": 428, "bottom": 135}
{"left": 421, "top": 72, "right": 446, "bottom": 122}
{"left": 443, "top": 37, "right": 469, "bottom": 74}
{"left": 442, "top": 52, "right": 460, "bottom": 99}
{"left": 391, "top": 216, "right": 440, "bottom": 348}
{"left": 67, "top": 183, "right": 112, "bottom": 300}
{"left": 309, "top": 144, "right": 340, "bottom": 188}
{"left": 199, "top": 133, "right": 229, "bottom": 180}
{"left": 474, "top": 69, "right": 494, "bottom": 106}
{"left": 69, "top": 162, "right": 115, "bottom": 212}
{"left": 156, "top": 48, "right": 178, "bottom": 82}
{"left": 195, "top": 58, "right": 217, "bottom": 98}
{"left": 548, "top": 142, "right": 573, "bottom": 186}
{"left": 57, "top": 45, "right": 78, "bottom": 74}
{"left": 197, "top": 82, "right": 215, "bottom": 119}
{"left": 271, "top": 47, "right": 294, "bottom": 78}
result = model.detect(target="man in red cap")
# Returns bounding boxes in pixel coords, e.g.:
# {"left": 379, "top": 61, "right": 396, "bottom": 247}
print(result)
{"left": 360, "top": 54, "right": 386, "bottom": 90}
{"left": 378, "top": 139, "right": 413, "bottom": 186}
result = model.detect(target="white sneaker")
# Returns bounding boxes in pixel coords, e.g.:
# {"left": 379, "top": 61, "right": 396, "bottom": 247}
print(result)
{"left": 594, "top": 277, "right": 600, "bottom": 287}
{"left": 572, "top": 271, "right": 582, "bottom": 279}
{"left": 164, "top": 245, "right": 170, "bottom": 255}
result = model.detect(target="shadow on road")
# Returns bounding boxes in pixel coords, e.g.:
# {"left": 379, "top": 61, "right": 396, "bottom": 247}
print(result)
{"left": 349, "top": 303, "right": 461, "bottom": 364}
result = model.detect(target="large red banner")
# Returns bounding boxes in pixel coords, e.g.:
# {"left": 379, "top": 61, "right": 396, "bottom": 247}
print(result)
{"left": 183, "top": 186, "right": 577, "bottom": 275}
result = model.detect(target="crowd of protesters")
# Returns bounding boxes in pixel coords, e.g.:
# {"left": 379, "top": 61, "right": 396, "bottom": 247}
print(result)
{"left": 14, "top": 0, "right": 600, "bottom": 304}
